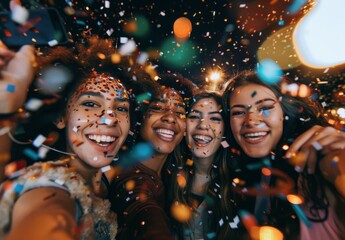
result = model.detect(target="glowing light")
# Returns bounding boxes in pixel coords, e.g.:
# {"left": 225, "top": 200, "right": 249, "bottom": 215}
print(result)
{"left": 337, "top": 108, "right": 345, "bottom": 118}
{"left": 170, "top": 202, "right": 192, "bottom": 222}
{"left": 173, "top": 17, "right": 192, "bottom": 41}
{"left": 160, "top": 37, "right": 196, "bottom": 68}
{"left": 286, "top": 194, "right": 304, "bottom": 205}
{"left": 256, "top": 59, "right": 283, "bottom": 84}
{"left": 257, "top": 25, "right": 302, "bottom": 70}
{"left": 124, "top": 15, "right": 150, "bottom": 37}
{"left": 259, "top": 226, "right": 283, "bottom": 240}
{"left": 293, "top": 0, "right": 345, "bottom": 68}
{"left": 209, "top": 71, "right": 221, "bottom": 81}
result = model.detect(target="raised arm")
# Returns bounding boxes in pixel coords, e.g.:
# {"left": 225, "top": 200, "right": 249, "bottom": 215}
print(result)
{"left": 0, "top": 44, "right": 36, "bottom": 182}
{"left": 5, "top": 187, "right": 77, "bottom": 240}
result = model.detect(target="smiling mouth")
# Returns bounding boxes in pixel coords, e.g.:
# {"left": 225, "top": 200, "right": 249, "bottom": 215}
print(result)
{"left": 242, "top": 131, "right": 269, "bottom": 142}
{"left": 87, "top": 134, "right": 116, "bottom": 146}
{"left": 155, "top": 128, "right": 175, "bottom": 141}
{"left": 193, "top": 135, "right": 213, "bottom": 146}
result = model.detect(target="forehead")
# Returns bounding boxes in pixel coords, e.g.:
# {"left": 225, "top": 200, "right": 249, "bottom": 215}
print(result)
{"left": 230, "top": 84, "right": 277, "bottom": 104}
{"left": 160, "top": 88, "right": 184, "bottom": 102}
{"left": 192, "top": 98, "right": 221, "bottom": 110}
{"left": 76, "top": 74, "right": 129, "bottom": 98}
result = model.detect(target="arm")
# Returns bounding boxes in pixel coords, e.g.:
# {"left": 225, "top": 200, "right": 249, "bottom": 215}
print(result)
{"left": 6, "top": 187, "right": 77, "bottom": 240}
{"left": 0, "top": 44, "right": 35, "bottom": 182}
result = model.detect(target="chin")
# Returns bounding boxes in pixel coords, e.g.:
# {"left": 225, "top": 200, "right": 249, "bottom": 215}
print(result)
{"left": 245, "top": 150, "right": 270, "bottom": 159}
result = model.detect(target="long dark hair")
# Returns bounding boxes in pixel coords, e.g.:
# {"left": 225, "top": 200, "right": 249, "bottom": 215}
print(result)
{"left": 222, "top": 70, "right": 331, "bottom": 226}
{"left": 166, "top": 92, "right": 238, "bottom": 239}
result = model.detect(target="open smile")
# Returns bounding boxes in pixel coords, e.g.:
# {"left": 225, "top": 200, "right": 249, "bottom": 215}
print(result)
{"left": 155, "top": 128, "right": 176, "bottom": 141}
{"left": 192, "top": 134, "right": 213, "bottom": 147}
{"left": 242, "top": 131, "right": 269, "bottom": 143}
{"left": 86, "top": 134, "right": 118, "bottom": 152}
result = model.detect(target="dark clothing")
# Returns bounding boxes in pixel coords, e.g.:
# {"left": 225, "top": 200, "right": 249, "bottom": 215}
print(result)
{"left": 109, "top": 163, "right": 174, "bottom": 240}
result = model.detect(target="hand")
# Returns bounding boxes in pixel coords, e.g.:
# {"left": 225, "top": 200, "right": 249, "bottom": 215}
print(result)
{"left": 285, "top": 125, "right": 345, "bottom": 174}
{"left": 0, "top": 44, "right": 35, "bottom": 114}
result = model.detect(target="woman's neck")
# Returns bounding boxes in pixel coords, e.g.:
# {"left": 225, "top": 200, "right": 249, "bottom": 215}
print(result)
{"left": 193, "top": 156, "right": 214, "bottom": 176}
{"left": 69, "top": 156, "right": 99, "bottom": 190}
{"left": 141, "top": 151, "right": 168, "bottom": 178}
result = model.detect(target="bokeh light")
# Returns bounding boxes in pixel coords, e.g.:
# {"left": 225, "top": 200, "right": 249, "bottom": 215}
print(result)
{"left": 173, "top": 17, "right": 192, "bottom": 41}
{"left": 160, "top": 37, "right": 196, "bottom": 68}
{"left": 256, "top": 59, "right": 283, "bottom": 84}
{"left": 293, "top": 0, "right": 345, "bottom": 68}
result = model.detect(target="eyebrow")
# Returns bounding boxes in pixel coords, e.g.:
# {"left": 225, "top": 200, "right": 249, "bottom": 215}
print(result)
{"left": 79, "top": 91, "right": 129, "bottom": 102}
{"left": 153, "top": 100, "right": 185, "bottom": 109}
{"left": 190, "top": 109, "right": 222, "bottom": 115}
{"left": 230, "top": 98, "right": 276, "bottom": 109}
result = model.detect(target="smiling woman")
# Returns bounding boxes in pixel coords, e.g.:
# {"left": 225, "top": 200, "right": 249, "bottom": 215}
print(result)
{"left": 109, "top": 73, "right": 196, "bottom": 240}
{"left": 222, "top": 70, "right": 345, "bottom": 240}
{"left": 0, "top": 37, "right": 152, "bottom": 239}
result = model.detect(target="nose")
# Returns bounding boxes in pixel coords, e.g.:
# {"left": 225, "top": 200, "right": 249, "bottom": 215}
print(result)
{"left": 161, "top": 110, "right": 177, "bottom": 124}
{"left": 197, "top": 118, "right": 210, "bottom": 130}
{"left": 97, "top": 110, "right": 119, "bottom": 126}
{"left": 244, "top": 110, "right": 263, "bottom": 127}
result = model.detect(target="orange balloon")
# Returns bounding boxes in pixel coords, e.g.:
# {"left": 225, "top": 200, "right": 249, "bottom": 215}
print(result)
{"left": 173, "top": 17, "right": 192, "bottom": 40}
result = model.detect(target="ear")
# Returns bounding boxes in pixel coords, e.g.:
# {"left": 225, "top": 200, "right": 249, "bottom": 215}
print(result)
{"left": 55, "top": 117, "right": 66, "bottom": 129}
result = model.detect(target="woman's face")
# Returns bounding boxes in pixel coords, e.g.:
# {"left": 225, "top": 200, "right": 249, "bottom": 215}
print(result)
{"left": 66, "top": 74, "right": 130, "bottom": 168}
{"left": 229, "top": 83, "right": 284, "bottom": 158}
{"left": 140, "top": 88, "right": 186, "bottom": 154}
{"left": 186, "top": 97, "right": 224, "bottom": 160}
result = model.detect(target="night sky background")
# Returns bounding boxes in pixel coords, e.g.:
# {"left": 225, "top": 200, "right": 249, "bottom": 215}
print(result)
{"left": 40, "top": 0, "right": 344, "bottom": 114}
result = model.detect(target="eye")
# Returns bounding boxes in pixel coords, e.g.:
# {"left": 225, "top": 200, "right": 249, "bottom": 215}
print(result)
{"left": 176, "top": 111, "right": 186, "bottom": 118}
{"left": 231, "top": 110, "right": 246, "bottom": 117}
{"left": 258, "top": 105, "right": 275, "bottom": 115}
{"left": 210, "top": 116, "right": 222, "bottom": 122}
{"left": 81, "top": 101, "right": 100, "bottom": 108}
{"left": 149, "top": 104, "right": 164, "bottom": 112}
{"left": 116, "top": 107, "right": 129, "bottom": 113}
{"left": 187, "top": 114, "right": 200, "bottom": 120}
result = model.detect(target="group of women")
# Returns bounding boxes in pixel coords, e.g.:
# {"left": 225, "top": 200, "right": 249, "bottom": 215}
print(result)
{"left": 0, "top": 35, "right": 344, "bottom": 240}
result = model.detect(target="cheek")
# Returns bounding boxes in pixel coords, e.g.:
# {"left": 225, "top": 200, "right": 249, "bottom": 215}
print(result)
{"left": 230, "top": 119, "right": 241, "bottom": 135}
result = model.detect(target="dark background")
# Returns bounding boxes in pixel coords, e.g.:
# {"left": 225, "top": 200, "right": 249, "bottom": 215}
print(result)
{"left": 2, "top": 0, "right": 345, "bottom": 166}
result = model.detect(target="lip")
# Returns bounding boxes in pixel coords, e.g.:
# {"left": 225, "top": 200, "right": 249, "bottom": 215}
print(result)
{"left": 154, "top": 127, "right": 177, "bottom": 142}
{"left": 192, "top": 134, "right": 213, "bottom": 147}
{"left": 241, "top": 131, "right": 269, "bottom": 144}
{"left": 85, "top": 133, "right": 119, "bottom": 153}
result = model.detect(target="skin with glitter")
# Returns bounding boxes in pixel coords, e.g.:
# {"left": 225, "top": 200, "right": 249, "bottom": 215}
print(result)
{"left": 66, "top": 73, "right": 130, "bottom": 169}
{"left": 229, "top": 84, "right": 284, "bottom": 158}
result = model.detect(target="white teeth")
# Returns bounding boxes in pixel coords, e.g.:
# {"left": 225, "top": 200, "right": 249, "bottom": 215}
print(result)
{"left": 193, "top": 135, "right": 212, "bottom": 143}
{"left": 88, "top": 134, "right": 116, "bottom": 143}
{"left": 156, "top": 128, "right": 175, "bottom": 136}
{"left": 244, "top": 132, "right": 268, "bottom": 138}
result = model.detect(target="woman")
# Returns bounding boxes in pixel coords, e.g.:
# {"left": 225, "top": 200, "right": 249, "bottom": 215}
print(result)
{"left": 222, "top": 70, "right": 345, "bottom": 239}
{"left": 0, "top": 38, "right": 150, "bottom": 239}
{"left": 109, "top": 73, "right": 196, "bottom": 239}
{"left": 167, "top": 92, "right": 240, "bottom": 239}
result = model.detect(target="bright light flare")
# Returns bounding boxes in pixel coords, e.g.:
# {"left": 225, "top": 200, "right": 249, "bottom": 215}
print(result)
{"left": 209, "top": 71, "right": 221, "bottom": 82}
{"left": 293, "top": 0, "right": 345, "bottom": 68}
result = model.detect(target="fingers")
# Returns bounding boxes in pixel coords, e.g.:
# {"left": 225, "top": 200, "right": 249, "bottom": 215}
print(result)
{"left": 285, "top": 125, "right": 323, "bottom": 158}
{"left": 286, "top": 126, "right": 345, "bottom": 174}
{"left": 0, "top": 45, "right": 15, "bottom": 69}
{"left": 6, "top": 45, "right": 35, "bottom": 85}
